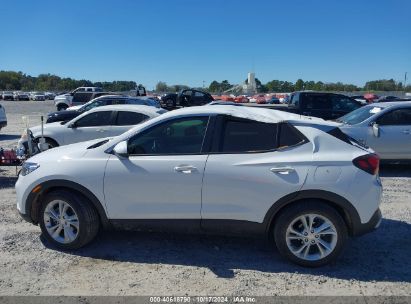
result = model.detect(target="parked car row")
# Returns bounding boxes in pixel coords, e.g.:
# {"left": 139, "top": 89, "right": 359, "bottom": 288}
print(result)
{"left": 0, "top": 91, "right": 56, "bottom": 101}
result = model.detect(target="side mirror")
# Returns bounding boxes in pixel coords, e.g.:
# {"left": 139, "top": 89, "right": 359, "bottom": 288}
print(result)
{"left": 371, "top": 122, "right": 380, "bottom": 137}
{"left": 68, "top": 122, "right": 76, "bottom": 128}
{"left": 113, "top": 141, "right": 128, "bottom": 158}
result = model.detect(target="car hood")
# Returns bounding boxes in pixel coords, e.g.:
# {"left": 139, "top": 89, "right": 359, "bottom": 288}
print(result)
{"left": 30, "top": 122, "right": 64, "bottom": 136}
{"left": 67, "top": 105, "right": 82, "bottom": 110}
{"left": 48, "top": 110, "right": 78, "bottom": 117}
{"left": 28, "top": 137, "right": 109, "bottom": 163}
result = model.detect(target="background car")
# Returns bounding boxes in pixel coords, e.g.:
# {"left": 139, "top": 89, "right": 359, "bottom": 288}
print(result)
{"left": 159, "top": 89, "right": 214, "bottom": 110}
{"left": 267, "top": 96, "right": 280, "bottom": 104}
{"left": 338, "top": 101, "right": 411, "bottom": 162}
{"left": 16, "top": 105, "right": 382, "bottom": 267}
{"left": 0, "top": 103, "right": 7, "bottom": 131}
{"left": 13, "top": 91, "right": 30, "bottom": 101}
{"left": 47, "top": 95, "right": 164, "bottom": 123}
{"left": 1, "top": 91, "right": 14, "bottom": 101}
{"left": 21, "top": 105, "right": 163, "bottom": 149}
{"left": 30, "top": 92, "right": 46, "bottom": 101}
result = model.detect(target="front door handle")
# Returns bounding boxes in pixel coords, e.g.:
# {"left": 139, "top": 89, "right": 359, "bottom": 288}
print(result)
{"left": 270, "top": 166, "right": 295, "bottom": 174}
{"left": 96, "top": 128, "right": 106, "bottom": 132}
{"left": 402, "top": 130, "right": 411, "bottom": 135}
{"left": 174, "top": 165, "right": 197, "bottom": 174}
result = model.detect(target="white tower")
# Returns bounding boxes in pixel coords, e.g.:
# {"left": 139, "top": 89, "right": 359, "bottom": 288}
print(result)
{"left": 242, "top": 72, "right": 257, "bottom": 94}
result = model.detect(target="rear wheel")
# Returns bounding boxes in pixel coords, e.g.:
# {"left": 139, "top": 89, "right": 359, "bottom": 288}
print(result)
{"left": 39, "top": 190, "right": 99, "bottom": 250}
{"left": 57, "top": 104, "right": 68, "bottom": 111}
{"left": 274, "top": 201, "right": 347, "bottom": 267}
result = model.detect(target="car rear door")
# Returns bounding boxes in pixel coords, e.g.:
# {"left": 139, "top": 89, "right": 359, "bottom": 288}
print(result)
{"left": 201, "top": 116, "right": 311, "bottom": 230}
{"left": 367, "top": 107, "right": 411, "bottom": 160}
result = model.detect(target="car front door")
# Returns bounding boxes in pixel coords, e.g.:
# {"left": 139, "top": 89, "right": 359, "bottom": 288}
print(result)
{"left": 103, "top": 116, "right": 210, "bottom": 223}
{"left": 201, "top": 116, "right": 311, "bottom": 230}
{"left": 366, "top": 108, "right": 411, "bottom": 160}
{"left": 64, "top": 111, "right": 114, "bottom": 144}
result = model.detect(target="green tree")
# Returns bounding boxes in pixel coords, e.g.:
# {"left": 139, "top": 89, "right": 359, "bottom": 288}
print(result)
{"left": 295, "top": 79, "right": 304, "bottom": 91}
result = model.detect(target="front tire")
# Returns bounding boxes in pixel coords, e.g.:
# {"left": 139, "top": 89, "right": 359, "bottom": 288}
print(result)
{"left": 274, "top": 201, "right": 347, "bottom": 267}
{"left": 39, "top": 190, "right": 100, "bottom": 250}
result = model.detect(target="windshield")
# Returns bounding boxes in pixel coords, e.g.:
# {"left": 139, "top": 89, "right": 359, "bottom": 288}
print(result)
{"left": 337, "top": 105, "right": 383, "bottom": 125}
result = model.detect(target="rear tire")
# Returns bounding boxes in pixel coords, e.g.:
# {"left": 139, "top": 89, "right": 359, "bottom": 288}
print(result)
{"left": 39, "top": 190, "right": 100, "bottom": 250}
{"left": 57, "top": 104, "right": 68, "bottom": 111}
{"left": 273, "top": 200, "right": 347, "bottom": 267}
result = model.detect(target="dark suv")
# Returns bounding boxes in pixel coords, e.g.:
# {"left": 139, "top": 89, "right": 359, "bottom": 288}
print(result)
{"left": 159, "top": 89, "right": 214, "bottom": 110}
{"left": 282, "top": 92, "right": 363, "bottom": 120}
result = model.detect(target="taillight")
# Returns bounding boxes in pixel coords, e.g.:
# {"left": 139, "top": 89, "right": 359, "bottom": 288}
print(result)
{"left": 353, "top": 154, "right": 380, "bottom": 175}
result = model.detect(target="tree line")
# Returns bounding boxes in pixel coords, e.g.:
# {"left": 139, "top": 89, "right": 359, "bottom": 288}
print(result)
{"left": 1, "top": 70, "right": 409, "bottom": 93}
{"left": 0, "top": 71, "right": 138, "bottom": 92}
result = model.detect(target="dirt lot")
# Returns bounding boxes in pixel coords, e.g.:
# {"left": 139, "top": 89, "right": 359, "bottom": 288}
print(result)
{"left": 0, "top": 100, "right": 410, "bottom": 296}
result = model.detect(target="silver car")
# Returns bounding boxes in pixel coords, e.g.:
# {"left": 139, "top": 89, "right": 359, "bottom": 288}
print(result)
{"left": 338, "top": 101, "right": 411, "bottom": 162}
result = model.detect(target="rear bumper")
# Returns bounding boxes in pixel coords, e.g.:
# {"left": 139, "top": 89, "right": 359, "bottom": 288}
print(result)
{"left": 0, "top": 120, "right": 7, "bottom": 128}
{"left": 352, "top": 208, "right": 382, "bottom": 236}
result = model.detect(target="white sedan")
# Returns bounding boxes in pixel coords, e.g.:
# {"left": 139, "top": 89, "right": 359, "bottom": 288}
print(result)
{"left": 23, "top": 105, "right": 163, "bottom": 148}
{"left": 338, "top": 101, "right": 411, "bottom": 162}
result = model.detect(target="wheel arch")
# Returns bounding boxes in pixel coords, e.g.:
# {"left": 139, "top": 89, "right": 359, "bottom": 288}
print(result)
{"left": 26, "top": 179, "right": 111, "bottom": 229}
{"left": 34, "top": 136, "right": 60, "bottom": 146}
{"left": 263, "top": 190, "right": 361, "bottom": 236}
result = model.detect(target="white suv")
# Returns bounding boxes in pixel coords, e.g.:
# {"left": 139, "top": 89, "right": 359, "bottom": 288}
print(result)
{"left": 15, "top": 106, "right": 382, "bottom": 267}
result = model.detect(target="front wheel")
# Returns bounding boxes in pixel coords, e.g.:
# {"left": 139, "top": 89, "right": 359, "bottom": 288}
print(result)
{"left": 274, "top": 201, "right": 347, "bottom": 267}
{"left": 39, "top": 190, "right": 100, "bottom": 250}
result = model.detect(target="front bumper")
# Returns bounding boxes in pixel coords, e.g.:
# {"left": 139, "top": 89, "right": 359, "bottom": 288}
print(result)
{"left": 0, "top": 121, "right": 7, "bottom": 128}
{"left": 352, "top": 208, "right": 382, "bottom": 236}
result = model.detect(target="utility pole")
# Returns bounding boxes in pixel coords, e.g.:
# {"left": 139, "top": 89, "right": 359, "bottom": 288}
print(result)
{"left": 202, "top": 80, "right": 205, "bottom": 89}
{"left": 405, "top": 72, "right": 407, "bottom": 89}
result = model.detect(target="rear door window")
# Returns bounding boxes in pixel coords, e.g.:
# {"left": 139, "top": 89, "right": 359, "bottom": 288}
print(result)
{"left": 304, "top": 94, "right": 331, "bottom": 110}
{"left": 218, "top": 118, "right": 278, "bottom": 153}
{"left": 116, "top": 111, "right": 148, "bottom": 126}
{"left": 75, "top": 111, "right": 112, "bottom": 127}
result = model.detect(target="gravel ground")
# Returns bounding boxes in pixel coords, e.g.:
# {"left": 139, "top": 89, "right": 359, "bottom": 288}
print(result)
{"left": 0, "top": 100, "right": 410, "bottom": 296}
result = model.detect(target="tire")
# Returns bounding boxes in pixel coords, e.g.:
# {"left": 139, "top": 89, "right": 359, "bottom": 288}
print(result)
{"left": 57, "top": 104, "right": 68, "bottom": 111}
{"left": 165, "top": 98, "right": 174, "bottom": 109}
{"left": 45, "top": 138, "right": 59, "bottom": 149}
{"left": 273, "top": 200, "right": 347, "bottom": 267}
{"left": 39, "top": 190, "right": 100, "bottom": 250}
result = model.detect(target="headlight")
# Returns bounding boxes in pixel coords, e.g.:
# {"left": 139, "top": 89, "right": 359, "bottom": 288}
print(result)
{"left": 21, "top": 162, "right": 40, "bottom": 176}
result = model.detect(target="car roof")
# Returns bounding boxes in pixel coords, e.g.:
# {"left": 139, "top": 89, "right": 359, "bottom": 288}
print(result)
{"left": 158, "top": 104, "right": 331, "bottom": 124}
{"left": 368, "top": 101, "right": 411, "bottom": 108}
{"left": 87, "top": 104, "right": 161, "bottom": 116}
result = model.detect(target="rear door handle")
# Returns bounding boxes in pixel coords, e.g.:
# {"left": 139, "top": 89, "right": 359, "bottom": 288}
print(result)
{"left": 174, "top": 165, "right": 197, "bottom": 174}
{"left": 402, "top": 130, "right": 411, "bottom": 135}
{"left": 97, "top": 128, "right": 106, "bottom": 132}
{"left": 270, "top": 166, "right": 295, "bottom": 174}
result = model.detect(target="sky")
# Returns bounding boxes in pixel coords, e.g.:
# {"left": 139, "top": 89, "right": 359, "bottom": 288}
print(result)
{"left": 1, "top": 0, "right": 410, "bottom": 89}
